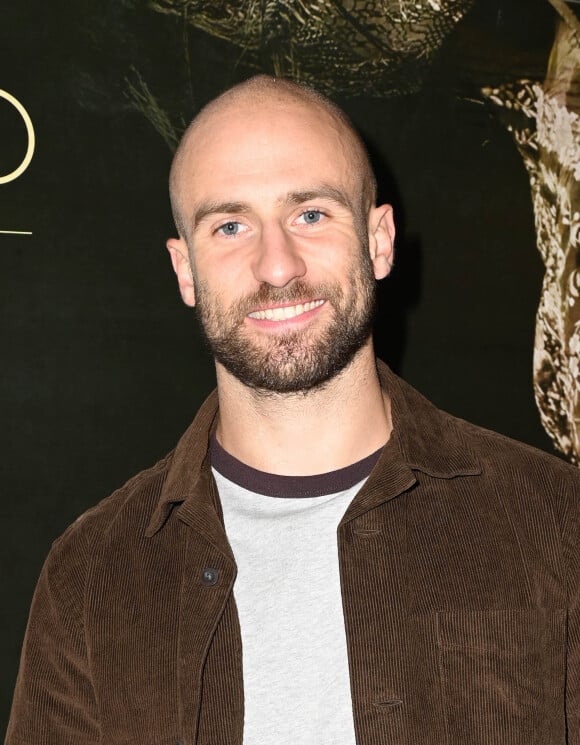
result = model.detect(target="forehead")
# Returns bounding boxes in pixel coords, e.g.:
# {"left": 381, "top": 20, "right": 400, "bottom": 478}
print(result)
{"left": 176, "top": 99, "right": 356, "bottom": 209}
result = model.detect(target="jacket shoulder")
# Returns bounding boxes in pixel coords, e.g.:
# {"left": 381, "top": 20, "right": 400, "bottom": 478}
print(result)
{"left": 454, "top": 413, "right": 578, "bottom": 481}
{"left": 52, "top": 450, "right": 174, "bottom": 557}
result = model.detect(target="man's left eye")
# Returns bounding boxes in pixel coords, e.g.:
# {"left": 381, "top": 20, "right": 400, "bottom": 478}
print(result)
{"left": 298, "top": 210, "right": 323, "bottom": 225}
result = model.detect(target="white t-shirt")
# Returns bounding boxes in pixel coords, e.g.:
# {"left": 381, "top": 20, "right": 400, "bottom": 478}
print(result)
{"left": 211, "top": 437, "right": 382, "bottom": 745}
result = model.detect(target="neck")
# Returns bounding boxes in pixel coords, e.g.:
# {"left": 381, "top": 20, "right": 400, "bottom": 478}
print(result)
{"left": 214, "top": 342, "right": 392, "bottom": 476}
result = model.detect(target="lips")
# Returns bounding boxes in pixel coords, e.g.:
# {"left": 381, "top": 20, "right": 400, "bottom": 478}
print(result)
{"left": 247, "top": 299, "right": 325, "bottom": 321}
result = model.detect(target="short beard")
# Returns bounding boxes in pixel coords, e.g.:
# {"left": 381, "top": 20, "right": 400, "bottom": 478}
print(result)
{"left": 194, "top": 249, "right": 377, "bottom": 395}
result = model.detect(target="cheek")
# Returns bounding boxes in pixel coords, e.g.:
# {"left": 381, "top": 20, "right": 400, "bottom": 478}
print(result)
{"left": 196, "top": 246, "right": 253, "bottom": 288}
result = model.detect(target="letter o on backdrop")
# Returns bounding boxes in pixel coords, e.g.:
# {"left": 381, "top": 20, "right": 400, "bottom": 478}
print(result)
{"left": 0, "top": 89, "right": 35, "bottom": 184}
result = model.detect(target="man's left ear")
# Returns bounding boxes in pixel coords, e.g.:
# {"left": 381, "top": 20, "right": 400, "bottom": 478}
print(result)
{"left": 368, "top": 204, "right": 395, "bottom": 280}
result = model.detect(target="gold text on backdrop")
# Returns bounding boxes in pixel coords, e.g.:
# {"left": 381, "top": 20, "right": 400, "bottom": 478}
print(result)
{"left": 1, "top": 89, "right": 35, "bottom": 235}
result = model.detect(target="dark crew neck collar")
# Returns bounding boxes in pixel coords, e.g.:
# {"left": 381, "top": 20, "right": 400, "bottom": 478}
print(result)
{"left": 210, "top": 434, "right": 383, "bottom": 498}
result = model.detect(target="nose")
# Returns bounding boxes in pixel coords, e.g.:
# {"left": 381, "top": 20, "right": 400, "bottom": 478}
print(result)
{"left": 251, "top": 222, "right": 307, "bottom": 287}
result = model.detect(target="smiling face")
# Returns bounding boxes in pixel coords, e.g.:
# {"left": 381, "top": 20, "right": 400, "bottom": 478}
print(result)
{"left": 168, "top": 82, "right": 394, "bottom": 394}
{"left": 193, "top": 249, "right": 377, "bottom": 393}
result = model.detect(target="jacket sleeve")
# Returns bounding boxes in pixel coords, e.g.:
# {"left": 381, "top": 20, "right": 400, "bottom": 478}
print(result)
{"left": 565, "top": 471, "right": 580, "bottom": 744}
{"left": 4, "top": 522, "right": 100, "bottom": 745}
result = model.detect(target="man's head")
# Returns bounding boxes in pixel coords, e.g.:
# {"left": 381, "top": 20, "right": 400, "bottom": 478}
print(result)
{"left": 167, "top": 75, "right": 395, "bottom": 394}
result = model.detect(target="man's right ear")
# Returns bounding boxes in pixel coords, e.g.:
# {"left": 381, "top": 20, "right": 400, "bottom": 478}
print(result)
{"left": 166, "top": 237, "right": 196, "bottom": 307}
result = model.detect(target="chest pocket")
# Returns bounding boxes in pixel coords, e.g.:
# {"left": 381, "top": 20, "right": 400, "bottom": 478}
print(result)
{"left": 436, "top": 608, "right": 566, "bottom": 745}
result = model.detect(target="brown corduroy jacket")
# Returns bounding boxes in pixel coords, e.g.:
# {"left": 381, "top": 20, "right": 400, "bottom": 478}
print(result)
{"left": 6, "top": 361, "right": 580, "bottom": 745}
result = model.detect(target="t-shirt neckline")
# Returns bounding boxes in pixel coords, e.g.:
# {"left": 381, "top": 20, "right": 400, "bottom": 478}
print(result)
{"left": 210, "top": 434, "right": 383, "bottom": 498}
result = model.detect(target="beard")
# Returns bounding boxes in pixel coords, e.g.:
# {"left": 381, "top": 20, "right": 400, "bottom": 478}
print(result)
{"left": 194, "top": 249, "right": 376, "bottom": 395}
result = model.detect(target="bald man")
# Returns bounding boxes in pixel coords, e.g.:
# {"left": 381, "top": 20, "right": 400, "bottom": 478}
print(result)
{"left": 6, "top": 76, "right": 580, "bottom": 745}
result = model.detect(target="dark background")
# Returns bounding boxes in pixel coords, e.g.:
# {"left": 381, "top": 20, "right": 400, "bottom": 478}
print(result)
{"left": 1, "top": 0, "right": 562, "bottom": 734}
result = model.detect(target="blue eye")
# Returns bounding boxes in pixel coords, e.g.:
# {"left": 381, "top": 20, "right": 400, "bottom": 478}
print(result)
{"left": 301, "top": 210, "right": 322, "bottom": 224}
{"left": 219, "top": 221, "right": 240, "bottom": 236}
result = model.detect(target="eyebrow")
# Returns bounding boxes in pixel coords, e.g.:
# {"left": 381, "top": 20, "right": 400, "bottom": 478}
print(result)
{"left": 283, "top": 186, "right": 352, "bottom": 210}
{"left": 190, "top": 185, "right": 353, "bottom": 231}
{"left": 192, "top": 201, "right": 250, "bottom": 230}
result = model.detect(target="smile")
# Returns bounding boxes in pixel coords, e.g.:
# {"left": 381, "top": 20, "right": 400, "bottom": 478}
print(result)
{"left": 247, "top": 300, "right": 325, "bottom": 321}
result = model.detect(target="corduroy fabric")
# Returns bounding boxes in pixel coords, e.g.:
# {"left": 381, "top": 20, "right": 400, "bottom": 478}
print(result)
{"left": 5, "top": 360, "right": 580, "bottom": 744}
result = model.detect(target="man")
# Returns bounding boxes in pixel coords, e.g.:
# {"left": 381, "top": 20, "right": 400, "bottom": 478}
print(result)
{"left": 5, "top": 75, "right": 580, "bottom": 745}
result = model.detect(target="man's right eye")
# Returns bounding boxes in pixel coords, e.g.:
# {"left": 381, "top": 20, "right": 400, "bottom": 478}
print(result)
{"left": 217, "top": 221, "right": 241, "bottom": 237}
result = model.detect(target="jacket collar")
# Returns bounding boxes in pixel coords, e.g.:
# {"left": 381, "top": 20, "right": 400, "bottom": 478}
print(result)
{"left": 145, "top": 390, "right": 220, "bottom": 539}
{"left": 145, "top": 360, "right": 481, "bottom": 537}
{"left": 378, "top": 361, "right": 481, "bottom": 479}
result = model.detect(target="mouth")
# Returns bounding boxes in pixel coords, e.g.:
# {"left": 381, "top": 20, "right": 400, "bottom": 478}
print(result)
{"left": 247, "top": 299, "right": 325, "bottom": 322}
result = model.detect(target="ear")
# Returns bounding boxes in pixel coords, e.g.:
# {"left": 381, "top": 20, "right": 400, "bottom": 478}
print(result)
{"left": 367, "top": 204, "right": 395, "bottom": 280}
{"left": 166, "top": 237, "right": 196, "bottom": 307}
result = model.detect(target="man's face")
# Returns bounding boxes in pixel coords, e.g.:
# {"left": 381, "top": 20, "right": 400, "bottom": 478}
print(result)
{"left": 171, "top": 99, "right": 390, "bottom": 394}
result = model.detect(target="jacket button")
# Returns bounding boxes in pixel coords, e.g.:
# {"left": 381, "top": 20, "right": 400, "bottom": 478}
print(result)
{"left": 202, "top": 567, "right": 219, "bottom": 586}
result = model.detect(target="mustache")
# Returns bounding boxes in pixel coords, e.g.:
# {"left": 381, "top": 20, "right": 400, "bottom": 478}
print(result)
{"left": 233, "top": 281, "right": 341, "bottom": 316}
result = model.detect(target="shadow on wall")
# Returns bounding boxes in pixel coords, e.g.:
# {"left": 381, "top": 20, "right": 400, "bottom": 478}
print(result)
{"left": 369, "top": 141, "right": 423, "bottom": 375}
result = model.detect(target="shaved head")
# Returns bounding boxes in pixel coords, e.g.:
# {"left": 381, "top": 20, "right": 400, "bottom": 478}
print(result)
{"left": 165, "top": 74, "right": 396, "bottom": 394}
{"left": 169, "top": 75, "right": 377, "bottom": 241}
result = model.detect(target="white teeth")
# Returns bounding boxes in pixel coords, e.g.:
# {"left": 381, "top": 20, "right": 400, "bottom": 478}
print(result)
{"left": 248, "top": 299, "right": 324, "bottom": 321}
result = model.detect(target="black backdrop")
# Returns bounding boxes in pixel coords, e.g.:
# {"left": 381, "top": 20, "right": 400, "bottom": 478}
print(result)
{"left": 1, "top": 0, "right": 561, "bottom": 733}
